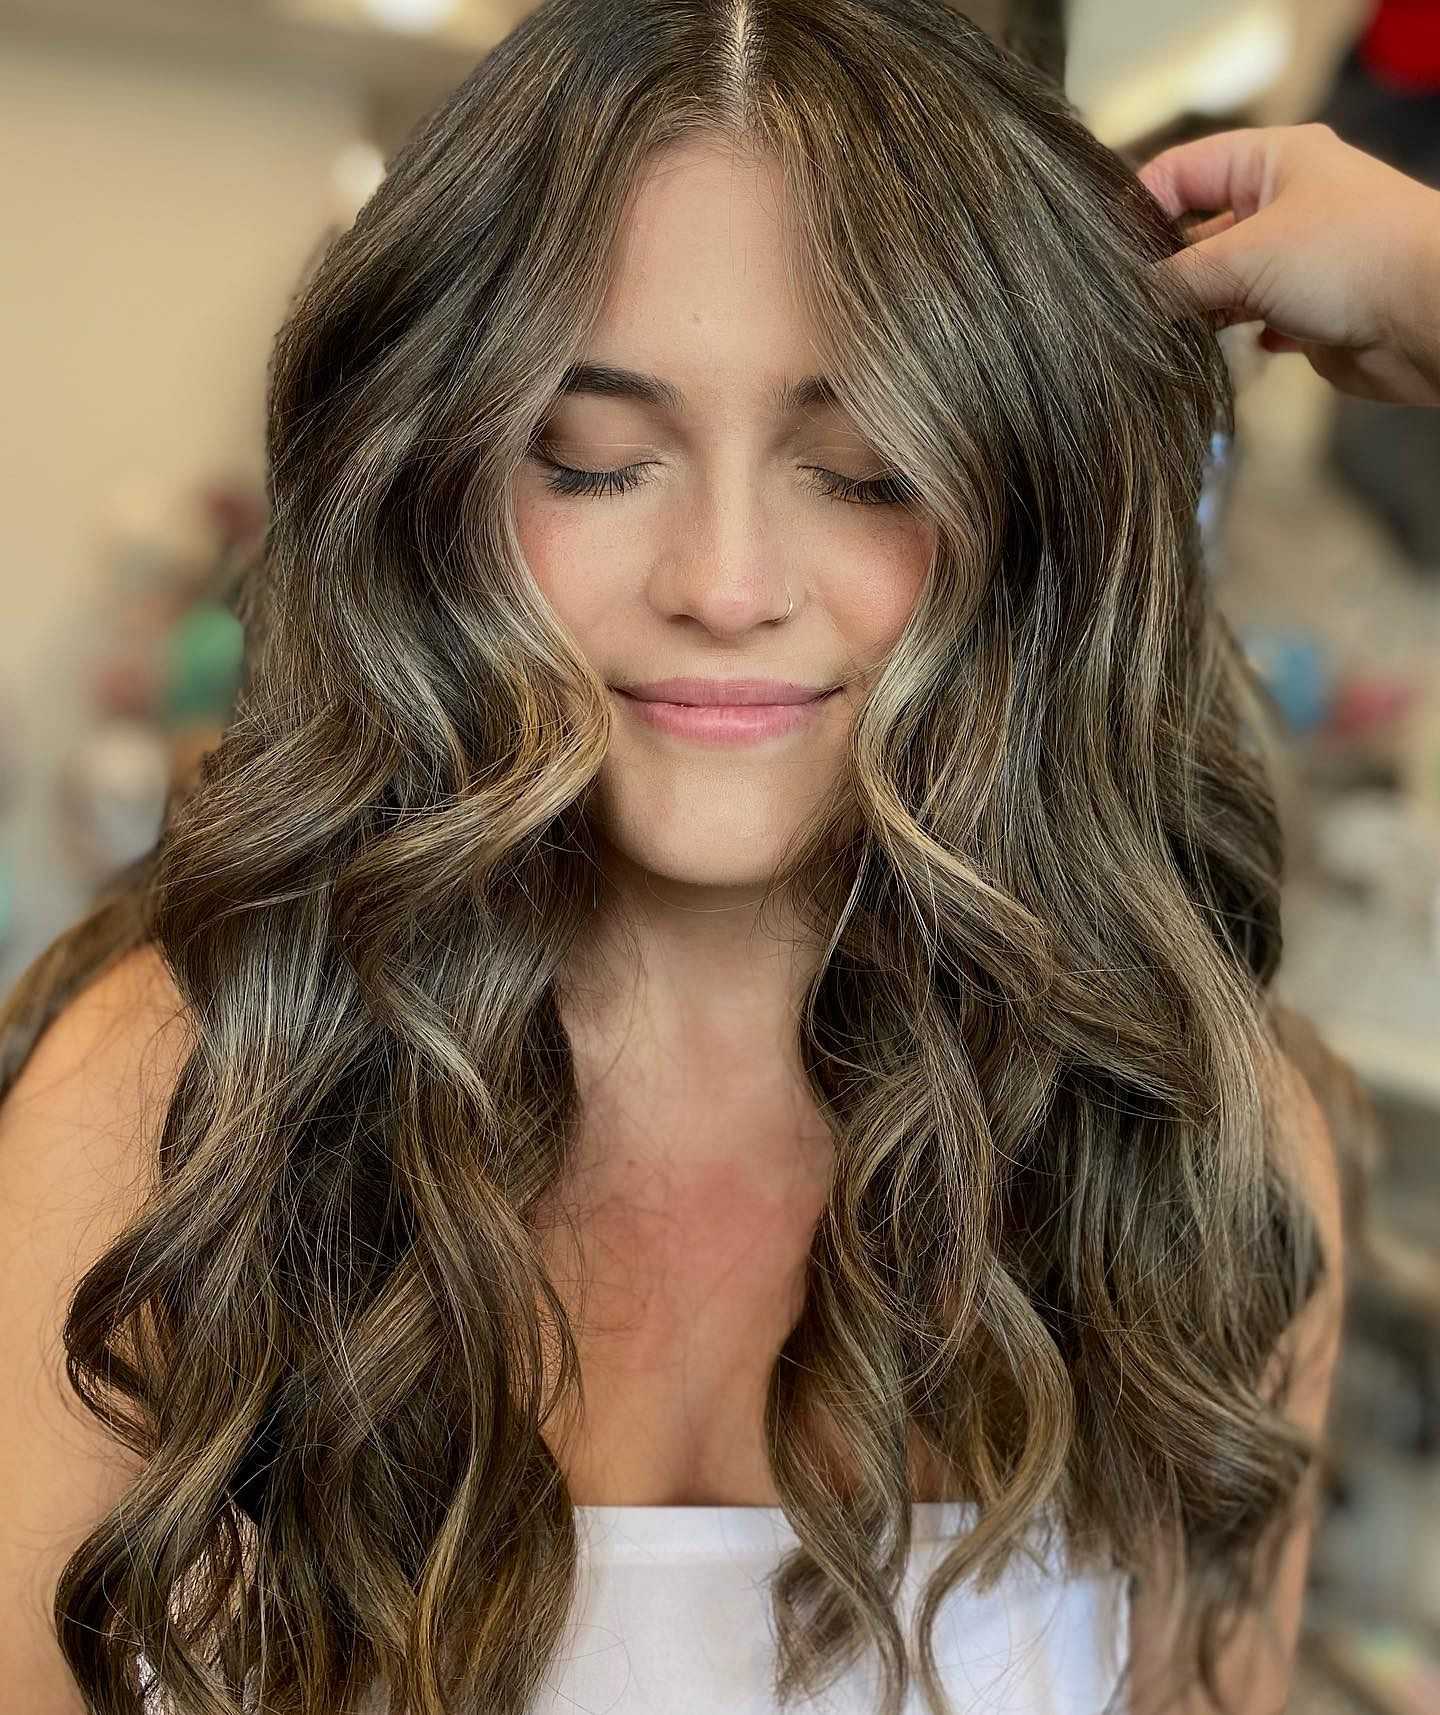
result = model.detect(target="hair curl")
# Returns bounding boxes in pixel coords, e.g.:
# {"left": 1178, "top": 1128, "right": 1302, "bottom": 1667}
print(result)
{"left": 1, "top": 2, "right": 1331, "bottom": 1712}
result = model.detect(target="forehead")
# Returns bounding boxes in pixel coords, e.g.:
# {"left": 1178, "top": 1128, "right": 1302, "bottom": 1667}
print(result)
{"left": 583, "top": 141, "right": 830, "bottom": 418}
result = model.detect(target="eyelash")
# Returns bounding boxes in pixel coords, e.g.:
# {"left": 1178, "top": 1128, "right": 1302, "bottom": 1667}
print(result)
{"left": 531, "top": 450, "right": 913, "bottom": 508}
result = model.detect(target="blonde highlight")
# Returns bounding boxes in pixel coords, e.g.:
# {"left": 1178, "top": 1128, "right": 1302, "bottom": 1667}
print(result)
{"left": 1, "top": 4, "right": 1333, "bottom": 1714}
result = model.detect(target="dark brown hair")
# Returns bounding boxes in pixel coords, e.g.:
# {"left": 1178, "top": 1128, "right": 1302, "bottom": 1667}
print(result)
{"left": 1, "top": 2, "right": 1332, "bottom": 1711}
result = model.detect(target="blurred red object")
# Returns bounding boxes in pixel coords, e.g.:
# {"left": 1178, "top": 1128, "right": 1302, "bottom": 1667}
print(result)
{"left": 92, "top": 656, "right": 164, "bottom": 722}
{"left": 1360, "top": 0, "right": 1440, "bottom": 91}
{"left": 200, "top": 479, "right": 266, "bottom": 559}
{"left": 1324, "top": 674, "right": 1422, "bottom": 739}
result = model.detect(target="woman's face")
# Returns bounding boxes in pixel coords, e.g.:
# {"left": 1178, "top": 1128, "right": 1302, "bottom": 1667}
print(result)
{"left": 513, "top": 139, "right": 935, "bottom": 896}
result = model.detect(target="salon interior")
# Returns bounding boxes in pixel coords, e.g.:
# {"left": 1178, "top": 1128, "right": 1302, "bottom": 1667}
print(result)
{"left": 1, "top": 1, "right": 1438, "bottom": 1709}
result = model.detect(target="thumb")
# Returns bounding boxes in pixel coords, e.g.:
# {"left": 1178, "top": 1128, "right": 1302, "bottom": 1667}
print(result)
{"left": 1152, "top": 228, "right": 1258, "bottom": 328}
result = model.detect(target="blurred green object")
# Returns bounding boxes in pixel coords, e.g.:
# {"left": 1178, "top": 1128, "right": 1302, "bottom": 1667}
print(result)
{"left": 1309, "top": 1619, "right": 1440, "bottom": 1715}
{"left": 163, "top": 601, "right": 244, "bottom": 726}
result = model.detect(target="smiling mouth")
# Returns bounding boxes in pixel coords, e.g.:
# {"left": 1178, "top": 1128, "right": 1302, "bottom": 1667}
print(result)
{"left": 617, "top": 689, "right": 836, "bottom": 706}
{"left": 614, "top": 686, "right": 840, "bottom": 742}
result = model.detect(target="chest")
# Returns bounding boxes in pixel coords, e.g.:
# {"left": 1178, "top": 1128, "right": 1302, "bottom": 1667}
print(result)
{"left": 530, "top": 1142, "right": 953, "bottom": 1508}
{"left": 532, "top": 1143, "right": 822, "bottom": 1505}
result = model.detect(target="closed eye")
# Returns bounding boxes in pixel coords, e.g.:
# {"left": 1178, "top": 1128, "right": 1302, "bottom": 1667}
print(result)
{"left": 527, "top": 449, "right": 913, "bottom": 508}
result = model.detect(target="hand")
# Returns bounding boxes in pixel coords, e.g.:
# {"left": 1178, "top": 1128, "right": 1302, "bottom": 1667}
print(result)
{"left": 1137, "top": 122, "right": 1440, "bottom": 408}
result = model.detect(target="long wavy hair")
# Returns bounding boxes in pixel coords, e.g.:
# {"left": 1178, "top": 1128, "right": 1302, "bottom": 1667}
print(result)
{"left": 1, "top": 2, "right": 1333, "bottom": 1712}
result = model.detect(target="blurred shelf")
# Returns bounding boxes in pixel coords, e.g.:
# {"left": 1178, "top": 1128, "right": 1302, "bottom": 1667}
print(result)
{"left": 1275, "top": 878, "right": 1440, "bottom": 1114}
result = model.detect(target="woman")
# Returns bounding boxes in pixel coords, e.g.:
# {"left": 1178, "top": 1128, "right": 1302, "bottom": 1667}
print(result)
{"left": 0, "top": 3, "right": 1367, "bottom": 1713}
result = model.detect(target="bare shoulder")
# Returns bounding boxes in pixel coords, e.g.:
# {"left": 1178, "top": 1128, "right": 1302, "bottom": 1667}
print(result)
{"left": 1, "top": 944, "right": 194, "bottom": 1221}
{"left": 1268, "top": 1042, "right": 1346, "bottom": 1357}
{"left": 0, "top": 943, "right": 194, "bottom": 1701}
{"left": 15, "top": 939, "right": 194, "bottom": 1095}
{"left": 1124, "top": 1043, "right": 1347, "bottom": 1715}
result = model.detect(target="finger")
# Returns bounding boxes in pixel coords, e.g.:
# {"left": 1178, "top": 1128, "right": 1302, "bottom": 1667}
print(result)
{"left": 1137, "top": 126, "right": 1271, "bottom": 221}
{"left": 1155, "top": 233, "right": 1255, "bottom": 319}
{"left": 1182, "top": 209, "right": 1239, "bottom": 245}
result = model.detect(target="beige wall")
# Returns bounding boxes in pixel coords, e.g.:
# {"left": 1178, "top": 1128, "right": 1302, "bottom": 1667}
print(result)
{"left": 1067, "top": 0, "right": 1368, "bottom": 140}
{"left": 0, "top": 30, "right": 365, "bottom": 976}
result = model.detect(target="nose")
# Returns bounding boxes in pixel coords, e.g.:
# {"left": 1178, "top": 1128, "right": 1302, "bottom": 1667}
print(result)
{"left": 651, "top": 471, "right": 797, "bottom": 636}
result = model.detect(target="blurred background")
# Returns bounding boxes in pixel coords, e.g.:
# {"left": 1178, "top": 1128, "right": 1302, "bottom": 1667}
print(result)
{"left": 1, "top": 2, "right": 1437, "bottom": 1708}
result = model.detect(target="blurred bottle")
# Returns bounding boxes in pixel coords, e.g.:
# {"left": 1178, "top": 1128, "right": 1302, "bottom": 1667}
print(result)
{"left": 1240, "top": 624, "right": 1336, "bottom": 735}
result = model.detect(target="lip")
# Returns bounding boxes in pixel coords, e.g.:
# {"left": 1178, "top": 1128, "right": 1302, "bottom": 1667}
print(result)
{"left": 615, "top": 686, "right": 841, "bottom": 743}
{"left": 620, "top": 678, "right": 832, "bottom": 706}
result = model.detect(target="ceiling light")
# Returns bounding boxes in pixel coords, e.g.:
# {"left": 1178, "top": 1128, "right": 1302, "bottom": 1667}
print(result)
{"left": 360, "top": 0, "right": 462, "bottom": 33}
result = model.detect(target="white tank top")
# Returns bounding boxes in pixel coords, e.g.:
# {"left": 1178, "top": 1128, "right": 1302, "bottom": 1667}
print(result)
{"left": 530, "top": 1499, "right": 1132, "bottom": 1714}
{"left": 141, "top": 1500, "right": 1131, "bottom": 1714}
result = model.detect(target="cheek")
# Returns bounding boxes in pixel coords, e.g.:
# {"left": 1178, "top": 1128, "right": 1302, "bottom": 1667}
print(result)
{"left": 512, "top": 492, "right": 563, "bottom": 600}
{"left": 829, "top": 521, "right": 933, "bottom": 656}
{"left": 512, "top": 491, "right": 645, "bottom": 689}
{"left": 512, "top": 491, "right": 611, "bottom": 636}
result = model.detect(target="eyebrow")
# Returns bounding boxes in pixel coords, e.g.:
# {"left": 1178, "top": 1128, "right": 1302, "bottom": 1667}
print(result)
{"left": 555, "top": 362, "right": 840, "bottom": 418}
